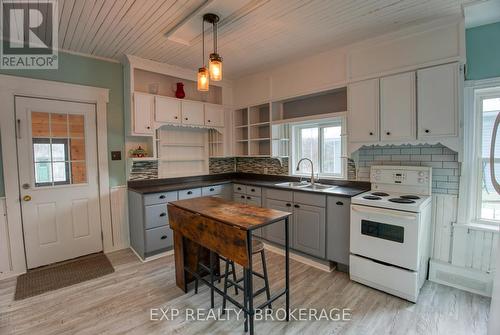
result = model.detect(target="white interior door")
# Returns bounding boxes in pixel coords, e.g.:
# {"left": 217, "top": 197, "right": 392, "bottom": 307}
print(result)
{"left": 16, "top": 97, "right": 102, "bottom": 269}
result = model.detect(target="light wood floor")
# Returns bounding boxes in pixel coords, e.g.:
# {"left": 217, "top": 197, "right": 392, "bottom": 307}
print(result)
{"left": 0, "top": 249, "right": 490, "bottom": 335}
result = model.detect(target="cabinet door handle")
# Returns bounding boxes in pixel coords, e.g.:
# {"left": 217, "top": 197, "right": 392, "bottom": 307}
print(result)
{"left": 208, "top": 120, "right": 211, "bottom": 122}
{"left": 386, "top": 132, "right": 391, "bottom": 135}
{"left": 286, "top": 203, "right": 292, "bottom": 207}
{"left": 425, "top": 129, "right": 430, "bottom": 133}
{"left": 336, "top": 201, "right": 344, "bottom": 206}
{"left": 294, "top": 204, "right": 300, "bottom": 208}
{"left": 160, "top": 213, "right": 167, "bottom": 217}
{"left": 161, "top": 235, "right": 168, "bottom": 240}
{"left": 369, "top": 132, "right": 373, "bottom": 136}
{"left": 174, "top": 116, "right": 178, "bottom": 119}
{"left": 187, "top": 191, "right": 192, "bottom": 195}
{"left": 185, "top": 117, "right": 189, "bottom": 121}
{"left": 146, "top": 126, "right": 151, "bottom": 129}
{"left": 209, "top": 188, "right": 215, "bottom": 192}
{"left": 159, "top": 195, "right": 166, "bottom": 199}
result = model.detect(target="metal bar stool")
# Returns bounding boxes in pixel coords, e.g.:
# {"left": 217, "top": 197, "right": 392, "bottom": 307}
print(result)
{"left": 221, "top": 239, "right": 271, "bottom": 313}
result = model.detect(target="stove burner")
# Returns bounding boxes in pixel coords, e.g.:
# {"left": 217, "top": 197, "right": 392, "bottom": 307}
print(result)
{"left": 389, "top": 198, "right": 416, "bottom": 204}
{"left": 363, "top": 195, "right": 382, "bottom": 200}
{"left": 400, "top": 195, "right": 420, "bottom": 200}
{"left": 371, "top": 192, "right": 389, "bottom": 197}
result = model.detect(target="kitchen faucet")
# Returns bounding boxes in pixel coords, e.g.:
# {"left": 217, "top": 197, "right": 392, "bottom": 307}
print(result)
{"left": 296, "top": 158, "right": 315, "bottom": 185}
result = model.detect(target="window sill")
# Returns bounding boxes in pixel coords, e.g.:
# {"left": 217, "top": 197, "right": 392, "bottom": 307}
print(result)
{"left": 454, "top": 222, "right": 500, "bottom": 233}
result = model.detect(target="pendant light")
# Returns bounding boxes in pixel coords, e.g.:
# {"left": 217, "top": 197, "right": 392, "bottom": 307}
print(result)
{"left": 204, "top": 13, "right": 223, "bottom": 81}
{"left": 197, "top": 17, "right": 209, "bottom": 91}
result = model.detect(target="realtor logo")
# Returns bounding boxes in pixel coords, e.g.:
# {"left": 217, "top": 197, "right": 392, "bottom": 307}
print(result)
{"left": 1, "top": 0, "right": 58, "bottom": 69}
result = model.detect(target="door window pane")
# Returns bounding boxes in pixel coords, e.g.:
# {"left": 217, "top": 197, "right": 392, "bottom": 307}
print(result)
{"left": 33, "top": 141, "right": 51, "bottom": 162}
{"left": 50, "top": 113, "right": 68, "bottom": 137}
{"left": 31, "top": 111, "right": 87, "bottom": 187}
{"left": 31, "top": 112, "right": 50, "bottom": 137}
{"left": 71, "top": 162, "right": 87, "bottom": 184}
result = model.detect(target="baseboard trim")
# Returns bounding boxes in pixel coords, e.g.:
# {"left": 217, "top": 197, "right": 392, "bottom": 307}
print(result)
{"left": 429, "top": 259, "right": 494, "bottom": 297}
{"left": 263, "top": 242, "right": 334, "bottom": 272}
{"left": 130, "top": 247, "right": 174, "bottom": 263}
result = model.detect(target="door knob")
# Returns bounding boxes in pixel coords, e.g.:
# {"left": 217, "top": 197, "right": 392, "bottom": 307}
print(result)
{"left": 23, "top": 195, "right": 32, "bottom": 202}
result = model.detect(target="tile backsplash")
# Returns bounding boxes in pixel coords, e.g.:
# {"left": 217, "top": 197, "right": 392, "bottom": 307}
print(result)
{"left": 129, "top": 160, "right": 158, "bottom": 180}
{"left": 235, "top": 157, "right": 289, "bottom": 175}
{"left": 209, "top": 158, "right": 235, "bottom": 174}
{"left": 354, "top": 144, "right": 460, "bottom": 195}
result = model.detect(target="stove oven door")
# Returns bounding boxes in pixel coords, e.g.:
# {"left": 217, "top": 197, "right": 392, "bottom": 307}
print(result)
{"left": 350, "top": 204, "right": 420, "bottom": 271}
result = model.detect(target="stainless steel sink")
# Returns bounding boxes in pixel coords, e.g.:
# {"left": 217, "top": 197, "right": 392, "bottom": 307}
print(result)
{"left": 301, "top": 183, "right": 336, "bottom": 191}
{"left": 275, "top": 181, "right": 311, "bottom": 188}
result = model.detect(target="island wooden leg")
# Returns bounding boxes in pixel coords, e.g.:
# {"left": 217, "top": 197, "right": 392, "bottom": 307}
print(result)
{"left": 173, "top": 231, "right": 187, "bottom": 292}
{"left": 285, "top": 216, "right": 290, "bottom": 321}
{"left": 247, "top": 231, "right": 254, "bottom": 335}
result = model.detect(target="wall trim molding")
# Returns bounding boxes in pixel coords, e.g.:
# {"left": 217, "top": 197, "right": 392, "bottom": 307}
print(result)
{"left": 0, "top": 74, "right": 112, "bottom": 276}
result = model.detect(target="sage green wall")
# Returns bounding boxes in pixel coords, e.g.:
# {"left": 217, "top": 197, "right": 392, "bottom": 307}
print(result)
{"left": 466, "top": 22, "right": 500, "bottom": 80}
{"left": 0, "top": 52, "right": 126, "bottom": 196}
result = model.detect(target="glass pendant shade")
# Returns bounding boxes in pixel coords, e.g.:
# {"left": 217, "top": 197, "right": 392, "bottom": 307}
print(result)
{"left": 209, "top": 53, "right": 223, "bottom": 81}
{"left": 197, "top": 67, "right": 209, "bottom": 91}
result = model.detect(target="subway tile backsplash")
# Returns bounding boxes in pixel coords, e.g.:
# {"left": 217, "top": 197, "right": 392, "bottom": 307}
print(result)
{"left": 354, "top": 144, "right": 460, "bottom": 195}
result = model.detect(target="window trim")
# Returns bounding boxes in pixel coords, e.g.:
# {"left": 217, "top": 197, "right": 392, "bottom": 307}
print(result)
{"left": 459, "top": 82, "right": 500, "bottom": 228}
{"left": 290, "top": 115, "right": 347, "bottom": 180}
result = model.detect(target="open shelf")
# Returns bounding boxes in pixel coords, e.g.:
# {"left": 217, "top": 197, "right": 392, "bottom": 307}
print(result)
{"left": 209, "top": 129, "right": 224, "bottom": 158}
{"left": 249, "top": 104, "right": 270, "bottom": 124}
{"left": 234, "top": 108, "right": 249, "bottom": 127}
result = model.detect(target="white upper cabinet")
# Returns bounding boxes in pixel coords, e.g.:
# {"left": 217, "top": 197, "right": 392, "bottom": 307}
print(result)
{"left": 181, "top": 100, "right": 204, "bottom": 126}
{"left": 417, "top": 63, "right": 459, "bottom": 139}
{"left": 380, "top": 72, "right": 416, "bottom": 142}
{"left": 133, "top": 92, "right": 154, "bottom": 135}
{"left": 348, "top": 78, "right": 379, "bottom": 143}
{"left": 204, "top": 104, "right": 225, "bottom": 127}
{"left": 155, "top": 96, "right": 181, "bottom": 124}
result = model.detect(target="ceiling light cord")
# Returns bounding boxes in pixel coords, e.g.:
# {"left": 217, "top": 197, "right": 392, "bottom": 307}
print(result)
{"left": 202, "top": 20, "right": 205, "bottom": 66}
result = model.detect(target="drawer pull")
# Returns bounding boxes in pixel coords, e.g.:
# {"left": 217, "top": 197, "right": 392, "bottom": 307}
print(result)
{"left": 160, "top": 213, "right": 167, "bottom": 217}
{"left": 247, "top": 196, "right": 251, "bottom": 200}
{"left": 241, "top": 195, "right": 245, "bottom": 199}
{"left": 159, "top": 195, "right": 166, "bottom": 199}
{"left": 336, "top": 201, "right": 344, "bottom": 206}
{"left": 237, "top": 187, "right": 242, "bottom": 190}
{"left": 286, "top": 203, "right": 292, "bottom": 207}
{"left": 251, "top": 188, "right": 255, "bottom": 192}
{"left": 160, "top": 235, "right": 168, "bottom": 240}
{"left": 294, "top": 204, "right": 300, "bottom": 208}
{"left": 210, "top": 188, "right": 215, "bottom": 191}
{"left": 187, "top": 191, "right": 193, "bottom": 195}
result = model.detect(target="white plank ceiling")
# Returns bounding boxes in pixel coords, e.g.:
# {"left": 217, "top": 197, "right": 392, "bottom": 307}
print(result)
{"left": 54, "top": 0, "right": 472, "bottom": 78}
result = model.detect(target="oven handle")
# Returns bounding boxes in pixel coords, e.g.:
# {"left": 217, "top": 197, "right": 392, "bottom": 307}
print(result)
{"left": 351, "top": 205, "right": 418, "bottom": 220}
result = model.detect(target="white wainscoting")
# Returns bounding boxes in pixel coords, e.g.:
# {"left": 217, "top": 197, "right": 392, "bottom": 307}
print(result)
{"left": 0, "top": 198, "right": 11, "bottom": 276}
{"left": 110, "top": 186, "right": 130, "bottom": 251}
{"left": 431, "top": 194, "right": 457, "bottom": 262}
{"left": 429, "top": 193, "right": 499, "bottom": 296}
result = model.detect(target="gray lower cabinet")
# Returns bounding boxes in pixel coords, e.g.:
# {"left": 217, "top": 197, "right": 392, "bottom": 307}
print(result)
{"left": 262, "top": 189, "right": 326, "bottom": 259}
{"left": 263, "top": 198, "right": 293, "bottom": 245}
{"left": 292, "top": 203, "right": 326, "bottom": 258}
{"left": 326, "top": 196, "right": 351, "bottom": 265}
{"left": 129, "top": 190, "right": 178, "bottom": 259}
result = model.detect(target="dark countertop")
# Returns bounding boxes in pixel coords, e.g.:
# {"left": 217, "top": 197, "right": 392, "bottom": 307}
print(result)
{"left": 128, "top": 172, "right": 370, "bottom": 198}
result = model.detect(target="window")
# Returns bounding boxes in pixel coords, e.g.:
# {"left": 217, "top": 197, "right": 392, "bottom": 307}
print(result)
{"left": 31, "top": 111, "right": 87, "bottom": 187}
{"left": 291, "top": 117, "right": 346, "bottom": 179}
{"left": 478, "top": 96, "right": 500, "bottom": 222}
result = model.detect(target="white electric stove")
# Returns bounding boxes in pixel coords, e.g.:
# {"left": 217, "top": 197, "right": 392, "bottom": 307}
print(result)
{"left": 349, "top": 166, "right": 433, "bottom": 302}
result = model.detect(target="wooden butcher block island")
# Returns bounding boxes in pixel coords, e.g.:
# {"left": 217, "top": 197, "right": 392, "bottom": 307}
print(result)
{"left": 167, "top": 196, "right": 292, "bottom": 335}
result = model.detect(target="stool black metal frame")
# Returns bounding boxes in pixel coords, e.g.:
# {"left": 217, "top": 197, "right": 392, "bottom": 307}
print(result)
{"left": 183, "top": 217, "right": 290, "bottom": 335}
